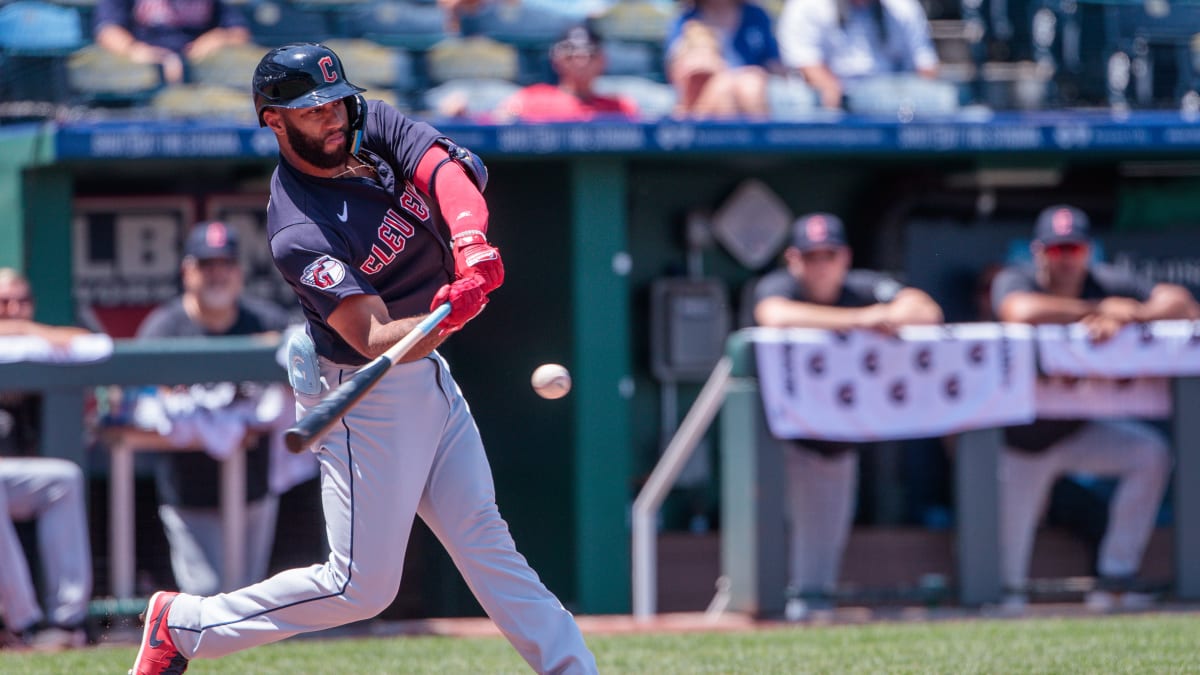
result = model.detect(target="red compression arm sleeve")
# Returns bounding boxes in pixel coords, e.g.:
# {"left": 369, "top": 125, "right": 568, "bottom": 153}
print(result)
{"left": 415, "top": 145, "right": 489, "bottom": 238}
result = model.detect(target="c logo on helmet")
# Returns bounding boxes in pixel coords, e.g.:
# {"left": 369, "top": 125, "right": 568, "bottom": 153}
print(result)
{"left": 318, "top": 56, "right": 337, "bottom": 83}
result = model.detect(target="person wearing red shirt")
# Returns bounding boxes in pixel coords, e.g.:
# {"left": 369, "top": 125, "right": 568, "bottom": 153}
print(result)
{"left": 496, "top": 24, "right": 638, "bottom": 122}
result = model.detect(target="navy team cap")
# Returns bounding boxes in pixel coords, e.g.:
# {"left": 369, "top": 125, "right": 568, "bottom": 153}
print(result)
{"left": 1034, "top": 205, "right": 1091, "bottom": 246}
{"left": 791, "top": 212, "right": 848, "bottom": 252}
{"left": 184, "top": 221, "right": 239, "bottom": 260}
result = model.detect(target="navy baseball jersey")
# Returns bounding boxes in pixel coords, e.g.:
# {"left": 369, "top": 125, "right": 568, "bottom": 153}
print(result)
{"left": 992, "top": 262, "right": 1156, "bottom": 452}
{"left": 267, "top": 100, "right": 452, "bottom": 365}
{"left": 753, "top": 268, "right": 904, "bottom": 308}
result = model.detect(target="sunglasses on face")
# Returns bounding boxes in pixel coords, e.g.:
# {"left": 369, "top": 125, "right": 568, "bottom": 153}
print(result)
{"left": 1043, "top": 242, "right": 1087, "bottom": 259}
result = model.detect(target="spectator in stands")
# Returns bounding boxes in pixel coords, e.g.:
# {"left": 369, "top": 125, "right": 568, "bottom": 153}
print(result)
{"left": 93, "top": 0, "right": 251, "bottom": 85}
{"left": 776, "top": 0, "right": 939, "bottom": 110}
{"left": 752, "top": 213, "right": 943, "bottom": 620}
{"left": 134, "top": 221, "right": 304, "bottom": 595}
{"left": 0, "top": 269, "right": 93, "bottom": 650}
{"left": 991, "top": 204, "right": 1199, "bottom": 612}
{"left": 437, "top": 22, "right": 637, "bottom": 121}
{"left": 665, "top": 0, "right": 783, "bottom": 118}
{"left": 494, "top": 23, "right": 638, "bottom": 122}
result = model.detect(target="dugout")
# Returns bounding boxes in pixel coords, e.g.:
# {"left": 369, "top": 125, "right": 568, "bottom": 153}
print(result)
{"left": 4, "top": 114, "right": 1200, "bottom": 617}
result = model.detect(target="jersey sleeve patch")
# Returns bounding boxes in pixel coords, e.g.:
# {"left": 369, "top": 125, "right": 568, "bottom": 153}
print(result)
{"left": 301, "top": 255, "right": 349, "bottom": 290}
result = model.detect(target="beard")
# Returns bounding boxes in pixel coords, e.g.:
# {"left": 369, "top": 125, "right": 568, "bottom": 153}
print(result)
{"left": 285, "top": 122, "right": 348, "bottom": 170}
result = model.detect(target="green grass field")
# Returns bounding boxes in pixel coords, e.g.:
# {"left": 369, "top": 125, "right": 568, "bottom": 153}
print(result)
{"left": 3, "top": 613, "right": 1199, "bottom": 674}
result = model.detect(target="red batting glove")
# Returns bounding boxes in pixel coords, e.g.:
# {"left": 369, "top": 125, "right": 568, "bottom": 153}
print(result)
{"left": 431, "top": 275, "right": 488, "bottom": 334}
{"left": 452, "top": 231, "right": 504, "bottom": 294}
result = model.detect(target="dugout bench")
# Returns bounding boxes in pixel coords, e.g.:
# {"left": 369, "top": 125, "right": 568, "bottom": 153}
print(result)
{"left": 718, "top": 329, "right": 1200, "bottom": 615}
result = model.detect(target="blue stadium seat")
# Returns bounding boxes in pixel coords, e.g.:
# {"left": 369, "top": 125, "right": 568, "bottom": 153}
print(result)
{"left": 352, "top": 0, "right": 446, "bottom": 52}
{"left": 0, "top": 1, "right": 85, "bottom": 104}
{"left": 470, "top": 2, "right": 574, "bottom": 47}
{"left": 0, "top": 1, "right": 84, "bottom": 54}
{"left": 247, "top": 0, "right": 332, "bottom": 47}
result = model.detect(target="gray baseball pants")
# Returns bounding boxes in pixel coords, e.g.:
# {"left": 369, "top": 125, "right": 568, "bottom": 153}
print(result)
{"left": 784, "top": 446, "right": 858, "bottom": 594}
{"left": 1000, "top": 419, "right": 1171, "bottom": 590}
{"left": 165, "top": 352, "right": 597, "bottom": 674}
{"left": 0, "top": 457, "right": 92, "bottom": 630}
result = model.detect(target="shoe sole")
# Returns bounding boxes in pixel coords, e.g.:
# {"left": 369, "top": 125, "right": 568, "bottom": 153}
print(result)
{"left": 130, "top": 591, "right": 171, "bottom": 675}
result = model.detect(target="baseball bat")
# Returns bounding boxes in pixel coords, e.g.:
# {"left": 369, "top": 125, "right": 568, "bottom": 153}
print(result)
{"left": 284, "top": 303, "right": 452, "bottom": 453}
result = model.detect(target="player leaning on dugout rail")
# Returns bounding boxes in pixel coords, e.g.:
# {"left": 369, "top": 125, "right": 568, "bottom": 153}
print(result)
{"left": 129, "top": 42, "right": 598, "bottom": 675}
{"left": 0, "top": 268, "right": 95, "bottom": 651}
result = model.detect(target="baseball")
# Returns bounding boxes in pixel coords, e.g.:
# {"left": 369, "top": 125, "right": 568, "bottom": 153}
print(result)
{"left": 531, "top": 363, "right": 571, "bottom": 399}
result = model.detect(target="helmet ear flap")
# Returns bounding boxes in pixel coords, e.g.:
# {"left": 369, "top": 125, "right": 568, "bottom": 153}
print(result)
{"left": 346, "top": 94, "right": 366, "bottom": 155}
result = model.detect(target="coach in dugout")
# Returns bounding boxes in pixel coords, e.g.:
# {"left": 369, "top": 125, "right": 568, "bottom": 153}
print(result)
{"left": 752, "top": 212, "right": 943, "bottom": 620}
{"left": 0, "top": 269, "right": 94, "bottom": 650}
{"left": 133, "top": 221, "right": 304, "bottom": 596}
{"left": 992, "top": 204, "right": 1200, "bottom": 612}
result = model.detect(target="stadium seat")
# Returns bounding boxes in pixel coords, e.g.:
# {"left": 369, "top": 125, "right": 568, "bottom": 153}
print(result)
{"left": 765, "top": 75, "right": 820, "bottom": 120}
{"left": 0, "top": 0, "right": 85, "bottom": 104}
{"left": 188, "top": 43, "right": 270, "bottom": 92}
{"left": 323, "top": 38, "right": 416, "bottom": 98}
{"left": 593, "top": 74, "right": 676, "bottom": 119}
{"left": 590, "top": 0, "right": 676, "bottom": 44}
{"left": 67, "top": 45, "right": 161, "bottom": 106}
{"left": 0, "top": 1, "right": 84, "bottom": 54}
{"left": 150, "top": 83, "right": 257, "bottom": 122}
{"left": 472, "top": 2, "right": 575, "bottom": 48}
{"left": 421, "top": 77, "right": 521, "bottom": 119}
{"left": 247, "top": 0, "right": 332, "bottom": 47}
{"left": 603, "top": 40, "right": 664, "bottom": 81}
{"left": 843, "top": 75, "right": 960, "bottom": 116}
{"left": 41, "top": 0, "right": 98, "bottom": 32}
{"left": 352, "top": 0, "right": 446, "bottom": 52}
{"left": 425, "top": 36, "right": 519, "bottom": 85}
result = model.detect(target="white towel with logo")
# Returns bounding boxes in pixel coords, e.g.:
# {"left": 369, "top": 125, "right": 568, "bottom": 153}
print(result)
{"left": 752, "top": 324, "right": 1036, "bottom": 442}
{"left": 1037, "top": 320, "right": 1200, "bottom": 377}
{"left": 0, "top": 334, "right": 113, "bottom": 363}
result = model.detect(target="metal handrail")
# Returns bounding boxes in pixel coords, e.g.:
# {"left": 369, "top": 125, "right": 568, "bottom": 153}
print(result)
{"left": 631, "top": 356, "right": 732, "bottom": 620}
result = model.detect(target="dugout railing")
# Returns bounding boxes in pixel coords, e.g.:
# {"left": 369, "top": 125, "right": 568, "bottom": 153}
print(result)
{"left": 0, "top": 335, "right": 284, "bottom": 610}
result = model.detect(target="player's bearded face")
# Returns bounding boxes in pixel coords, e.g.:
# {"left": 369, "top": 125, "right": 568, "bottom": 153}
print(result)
{"left": 285, "top": 120, "right": 349, "bottom": 170}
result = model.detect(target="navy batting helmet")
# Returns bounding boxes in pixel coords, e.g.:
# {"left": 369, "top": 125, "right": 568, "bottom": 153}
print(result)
{"left": 252, "top": 42, "right": 366, "bottom": 127}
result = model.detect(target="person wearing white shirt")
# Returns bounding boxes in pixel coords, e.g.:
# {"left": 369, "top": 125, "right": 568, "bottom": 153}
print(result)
{"left": 777, "top": 0, "right": 939, "bottom": 109}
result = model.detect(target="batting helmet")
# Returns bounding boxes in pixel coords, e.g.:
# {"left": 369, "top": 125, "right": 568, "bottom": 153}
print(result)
{"left": 252, "top": 42, "right": 366, "bottom": 127}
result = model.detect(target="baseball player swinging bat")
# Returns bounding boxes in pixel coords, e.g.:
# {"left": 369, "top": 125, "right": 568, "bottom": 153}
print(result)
{"left": 284, "top": 302, "right": 452, "bottom": 453}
